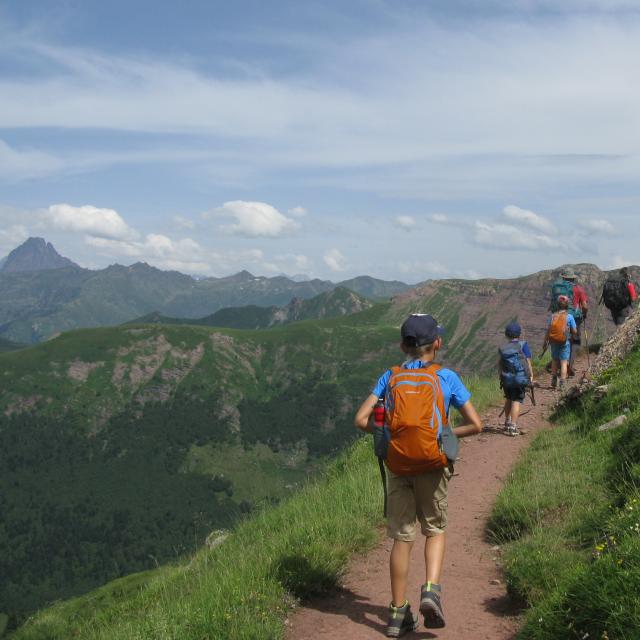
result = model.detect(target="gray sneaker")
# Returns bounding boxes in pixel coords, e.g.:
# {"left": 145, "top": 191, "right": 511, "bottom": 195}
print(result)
{"left": 420, "top": 583, "right": 445, "bottom": 628}
{"left": 386, "top": 601, "right": 418, "bottom": 637}
{"left": 506, "top": 424, "right": 519, "bottom": 437}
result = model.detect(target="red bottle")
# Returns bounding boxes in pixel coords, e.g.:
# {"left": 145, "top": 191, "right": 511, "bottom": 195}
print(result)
{"left": 373, "top": 397, "right": 385, "bottom": 427}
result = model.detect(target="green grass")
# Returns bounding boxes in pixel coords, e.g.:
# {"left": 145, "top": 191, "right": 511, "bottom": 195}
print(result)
{"left": 10, "top": 377, "right": 499, "bottom": 640}
{"left": 489, "top": 345, "right": 640, "bottom": 639}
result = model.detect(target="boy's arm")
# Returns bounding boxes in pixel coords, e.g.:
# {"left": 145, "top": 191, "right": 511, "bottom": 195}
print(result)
{"left": 354, "top": 393, "right": 378, "bottom": 433}
{"left": 452, "top": 400, "right": 482, "bottom": 438}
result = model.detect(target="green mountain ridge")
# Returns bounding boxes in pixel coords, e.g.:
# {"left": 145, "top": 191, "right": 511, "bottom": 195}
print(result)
{"left": 0, "top": 309, "right": 400, "bottom": 624}
{"left": 129, "top": 286, "right": 374, "bottom": 329}
{"left": 0, "top": 241, "right": 411, "bottom": 344}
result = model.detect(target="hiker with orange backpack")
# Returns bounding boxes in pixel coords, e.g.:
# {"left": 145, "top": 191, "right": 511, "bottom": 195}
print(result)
{"left": 543, "top": 295, "right": 578, "bottom": 391}
{"left": 549, "top": 268, "right": 588, "bottom": 376}
{"left": 354, "top": 314, "right": 482, "bottom": 637}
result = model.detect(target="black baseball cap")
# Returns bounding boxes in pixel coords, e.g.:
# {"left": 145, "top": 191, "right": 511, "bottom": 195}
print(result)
{"left": 401, "top": 314, "right": 444, "bottom": 346}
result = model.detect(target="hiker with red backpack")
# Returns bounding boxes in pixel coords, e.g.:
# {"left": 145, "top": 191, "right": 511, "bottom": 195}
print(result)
{"left": 601, "top": 267, "right": 638, "bottom": 326}
{"left": 549, "top": 268, "right": 588, "bottom": 376}
{"left": 543, "top": 295, "right": 578, "bottom": 391}
{"left": 354, "top": 314, "right": 482, "bottom": 637}
{"left": 498, "top": 322, "right": 533, "bottom": 437}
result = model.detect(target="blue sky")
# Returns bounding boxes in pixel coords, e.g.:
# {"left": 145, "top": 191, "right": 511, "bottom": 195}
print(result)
{"left": 1, "top": 0, "right": 639, "bottom": 282}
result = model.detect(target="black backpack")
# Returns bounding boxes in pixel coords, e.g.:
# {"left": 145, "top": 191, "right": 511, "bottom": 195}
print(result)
{"left": 602, "top": 275, "right": 631, "bottom": 311}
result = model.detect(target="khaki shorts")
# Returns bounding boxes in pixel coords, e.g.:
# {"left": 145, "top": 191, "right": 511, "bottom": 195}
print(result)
{"left": 386, "top": 466, "right": 452, "bottom": 541}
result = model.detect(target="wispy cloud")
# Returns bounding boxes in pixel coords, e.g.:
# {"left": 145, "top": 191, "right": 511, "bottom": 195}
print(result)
{"left": 473, "top": 221, "right": 563, "bottom": 251}
{"left": 578, "top": 218, "right": 617, "bottom": 235}
{"left": 324, "top": 248, "right": 347, "bottom": 272}
{"left": 395, "top": 215, "right": 416, "bottom": 230}
{"left": 502, "top": 205, "right": 556, "bottom": 234}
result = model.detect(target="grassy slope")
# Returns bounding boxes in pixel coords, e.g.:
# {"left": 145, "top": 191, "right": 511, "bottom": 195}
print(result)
{"left": 489, "top": 346, "right": 640, "bottom": 639}
{"left": 11, "top": 377, "right": 498, "bottom": 640}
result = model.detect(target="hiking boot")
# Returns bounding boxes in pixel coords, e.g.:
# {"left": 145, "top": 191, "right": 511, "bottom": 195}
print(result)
{"left": 505, "top": 423, "right": 519, "bottom": 437}
{"left": 386, "top": 600, "right": 418, "bottom": 637}
{"left": 420, "top": 583, "right": 445, "bottom": 629}
{"left": 558, "top": 379, "right": 567, "bottom": 391}
{"left": 551, "top": 376, "right": 558, "bottom": 389}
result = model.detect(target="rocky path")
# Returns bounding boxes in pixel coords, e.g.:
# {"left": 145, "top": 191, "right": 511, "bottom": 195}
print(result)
{"left": 285, "top": 360, "right": 581, "bottom": 640}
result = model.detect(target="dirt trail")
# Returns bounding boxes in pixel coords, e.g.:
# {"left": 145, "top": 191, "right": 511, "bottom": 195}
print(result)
{"left": 286, "top": 360, "right": 581, "bottom": 640}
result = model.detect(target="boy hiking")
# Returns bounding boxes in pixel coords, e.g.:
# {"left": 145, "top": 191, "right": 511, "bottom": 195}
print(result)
{"left": 354, "top": 314, "right": 482, "bottom": 637}
{"left": 498, "top": 322, "right": 533, "bottom": 437}
{"left": 543, "top": 295, "right": 578, "bottom": 391}
{"left": 549, "top": 268, "right": 588, "bottom": 376}
{"left": 601, "top": 267, "right": 637, "bottom": 326}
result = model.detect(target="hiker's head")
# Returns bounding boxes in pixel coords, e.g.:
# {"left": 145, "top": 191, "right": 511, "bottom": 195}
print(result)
{"left": 557, "top": 294, "right": 569, "bottom": 309}
{"left": 400, "top": 314, "right": 443, "bottom": 358}
{"left": 561, "top": 268, "right": 577, "bottom": 281}
{"left": 620, "top": 267, "right": 629, "bottom": 279}
{"left": 505, "top": 322, "right": 521, "bottom": 339}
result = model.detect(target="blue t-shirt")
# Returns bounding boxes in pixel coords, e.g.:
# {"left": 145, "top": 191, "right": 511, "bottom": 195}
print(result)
{"left": 509, "top": 339, "right": 532, "bottom": 359}
{"left": 372, "top": 359, "right": 471, "bottom": 416}
{"left": 548, "top": 313, "right": 577, "bottom": 344}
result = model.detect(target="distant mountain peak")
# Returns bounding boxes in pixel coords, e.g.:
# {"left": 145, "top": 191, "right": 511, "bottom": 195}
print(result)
{"left": 1, "top": 237, "right": 78, "bottom": 273}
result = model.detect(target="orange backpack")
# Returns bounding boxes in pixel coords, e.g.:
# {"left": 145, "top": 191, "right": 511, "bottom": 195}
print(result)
{"left": 384, "top": 363, "right": 448, "bottom": 475}
{"left": 548, "top": 311, "right": 568, "bottom": 344}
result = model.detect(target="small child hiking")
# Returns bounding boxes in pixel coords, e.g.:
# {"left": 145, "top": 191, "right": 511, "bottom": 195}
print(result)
{"left": 498, "top": 322, "right": 533, "bottom": 437}
{"left": 543, "top": 295, "right": 578, "bottom": 390}
{"left": 354, "top": 314, "right": 482, "bottom": 637}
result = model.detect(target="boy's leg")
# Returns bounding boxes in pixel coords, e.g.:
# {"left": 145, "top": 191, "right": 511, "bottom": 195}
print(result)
{"left": 510, "top": 399, "right": 521, "bottom": 425}
{"left": 560, "top": 359, "right": 568, "bottom": 380}
{"left": 415, "top": 469, "right": 449, "bottom": 628}
{"left": 503, "top": 399, "right": 512, "bottom": 426}
{"left": 386, "top": 471, "right": 420, "bottom": 636}
{"left": 425, "top": 532, "right": 445, "bottom": 584}
{"left": 390, "top": 540, "right": 414, "bottom": 606}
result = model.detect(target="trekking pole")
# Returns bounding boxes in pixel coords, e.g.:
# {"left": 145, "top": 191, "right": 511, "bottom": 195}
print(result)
{"left": 529, "top": 384, "right": 537, "bottom": 407}
{"left": 378, "top": 457, "right": 388, "bottom": 518}
{"left": 583, "top": 319, "right": 591, "bottom": 369}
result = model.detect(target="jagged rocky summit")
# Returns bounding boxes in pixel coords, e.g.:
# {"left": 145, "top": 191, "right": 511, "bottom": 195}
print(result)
{"left": 1, "top": 237, "right": 78, "bottom": 272}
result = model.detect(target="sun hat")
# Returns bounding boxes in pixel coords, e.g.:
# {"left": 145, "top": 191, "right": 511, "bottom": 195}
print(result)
{"left": 561, "top": 267, "right": 577, "bottom": 280}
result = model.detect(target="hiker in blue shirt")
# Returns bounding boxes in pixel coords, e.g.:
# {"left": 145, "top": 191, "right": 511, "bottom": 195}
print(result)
{"left": 543, "top": 295, "right": 578, "bottom": 391}
{"left": 354, "top": 314, "right": 482, "bottom": 637}
{"left": 497, "top": 322, "right": 533, "bottom": 437}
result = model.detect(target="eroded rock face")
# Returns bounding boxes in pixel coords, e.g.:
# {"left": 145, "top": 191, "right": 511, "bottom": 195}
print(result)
{"left": 589, "top": 308, "right": 640, "bottom": 379}
{"left": 391, "top": 264, "right": 640, "bottom": 374}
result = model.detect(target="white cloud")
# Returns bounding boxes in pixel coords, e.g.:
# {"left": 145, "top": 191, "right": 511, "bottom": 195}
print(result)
{"left": 46, "top": 204, "right": 135, "bottom": 240}
{"left": 578, "top": 218, "right": 617, "bottom": 235}
{"left": 429, "top": 214, "right": 451, "bottom": 224}
{"left": 85, "top": 234, "right": 211, "bottom": 273}
{"left": 210, "top": 200, "right": 301, "bottom": 238}
{"left": 173, "top": 215, "right": 196, "bottom": 230}
{"left": 502, "top": 205, "right": 556, "bottom": 234}
{"left": 473, "top": 221, "right": 564, "bottom": 251}
{"left": 395, "top": 215, "right": 416, "bottom": 230}
{"left": 324, "top": 248, "right": 348, "bottom": 272}
{"left": 0, "top": 224, "right": 29, "bottom": 253}
{"left": 288, "top": 206, "right": 307, "bottom": 217}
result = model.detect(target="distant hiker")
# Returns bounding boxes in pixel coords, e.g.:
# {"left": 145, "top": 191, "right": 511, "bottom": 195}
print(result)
{"left": 498, "top": 322, "right": 533, "bottom": 437}
{"left": 549, "top": 268, "right": 588, "bottom": 376}
{"left": 601, "top": 267, "right": 638, "bottom": 326}
{"left": 543, "top": 295, "right": 578, "bottom": 390}
{"left": 354, "top": 314, "right": 482, "bottom": 637}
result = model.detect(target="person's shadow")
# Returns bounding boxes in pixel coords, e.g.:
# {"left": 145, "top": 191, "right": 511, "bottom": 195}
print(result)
{"left": 302, "top": 586, "right": 439, "bottom": 638}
